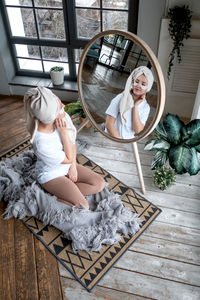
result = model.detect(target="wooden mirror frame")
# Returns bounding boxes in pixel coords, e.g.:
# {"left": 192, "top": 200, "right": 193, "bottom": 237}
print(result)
{"left": 78, "top": 30, "right": 166, "bottom": 143}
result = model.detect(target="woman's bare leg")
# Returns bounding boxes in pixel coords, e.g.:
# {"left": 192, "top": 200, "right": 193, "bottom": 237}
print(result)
{"left": 75, "top": 164, "right": 105, "bottom": 195}
{"left": 41, "top": 164, "right": 105, "bottom": 209}
{"left": 41, "top": 176, "right": 89, "bottom": 208}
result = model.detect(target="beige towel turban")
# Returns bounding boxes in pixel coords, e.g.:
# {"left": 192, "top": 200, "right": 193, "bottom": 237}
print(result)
{"left": 23, "top": 86, "right": 59, "bottom": 143}
{"left": 119, "top": 66, "right": 154, "bottom": 124}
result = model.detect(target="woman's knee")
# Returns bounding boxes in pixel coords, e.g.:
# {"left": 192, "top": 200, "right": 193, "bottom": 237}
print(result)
{"left": 93, "top": 174, "right": 105, "bottom": 192}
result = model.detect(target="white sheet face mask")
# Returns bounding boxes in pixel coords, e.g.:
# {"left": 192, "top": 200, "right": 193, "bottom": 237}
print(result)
{"left": 133, "top": 80, "right": 148, "bottom": 90}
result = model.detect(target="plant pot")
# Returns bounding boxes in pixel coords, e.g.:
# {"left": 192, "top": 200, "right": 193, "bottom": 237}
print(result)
{"left": 50, "top": 66, "right": 64, "bottom": 85}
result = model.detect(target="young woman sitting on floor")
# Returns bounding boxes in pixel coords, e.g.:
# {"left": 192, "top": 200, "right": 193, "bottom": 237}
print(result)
{"left": 24, "top": 86, "right": 105, "bottom": 209}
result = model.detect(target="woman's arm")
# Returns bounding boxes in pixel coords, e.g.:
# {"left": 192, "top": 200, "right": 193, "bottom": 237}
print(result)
{"left": 71, "top": 143, "right": 77, "bottom": 166}
{"left": 55, "top": 118, "right": 73, "bottom": 164}
{"left": 132, "top": 102, "right": 145, "bottom": 134}
{"left": 105, "top": 115, "right": 121, "bottom": 138}
{"left": 68, "top": 144, "right": 78, "bottom": 182}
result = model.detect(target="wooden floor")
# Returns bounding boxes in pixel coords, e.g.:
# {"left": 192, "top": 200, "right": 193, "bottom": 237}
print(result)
{"left": 0, "top": 97, "right": 200, "bottom": 300}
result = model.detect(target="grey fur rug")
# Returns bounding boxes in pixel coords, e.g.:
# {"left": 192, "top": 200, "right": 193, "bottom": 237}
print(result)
{"left": 0, "top": 145, "right": 141, "bottom": 253}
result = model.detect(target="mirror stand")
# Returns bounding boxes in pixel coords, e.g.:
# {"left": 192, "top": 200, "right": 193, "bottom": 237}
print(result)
{"left": 132, "top": 142, "right": 146, "bottom": 195}
{"left": 77, "top": 117, "right": 91, "bottom": 133}
{"left": 77, "top": 118, "right": 146, "bottom": 195}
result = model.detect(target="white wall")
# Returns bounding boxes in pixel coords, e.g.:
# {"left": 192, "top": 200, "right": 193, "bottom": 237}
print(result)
{"left": 137, "top": 0, "right": 166, "bottom": 55}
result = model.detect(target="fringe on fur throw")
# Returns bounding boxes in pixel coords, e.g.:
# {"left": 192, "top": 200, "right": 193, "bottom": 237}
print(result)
{"left": 0, "top": 147, "right": 141, "bottom": 253}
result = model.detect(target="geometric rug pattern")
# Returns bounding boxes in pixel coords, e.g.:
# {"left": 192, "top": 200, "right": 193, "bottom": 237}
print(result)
{"left": 0, "top": 138, "right": 162, "bottom": 292}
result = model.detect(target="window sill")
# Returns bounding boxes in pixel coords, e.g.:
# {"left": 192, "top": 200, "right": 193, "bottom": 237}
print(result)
{"left": 9, "top": 76, "right": 78, "bottom": 92}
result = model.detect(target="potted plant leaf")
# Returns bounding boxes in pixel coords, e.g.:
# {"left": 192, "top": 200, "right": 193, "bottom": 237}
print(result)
{"left": 65, "top": 100, "right": 91, "bottom": 128}
{"left": 65, "top": 100, "right": 86, "bottom": 119}
{"left": 50, "top": 66, "right": 64, "bottom": 85}
{"left": 167, "top": 5, "right": 192, "bottom": 79}
{"left": 144, "top": 114, "right": 200, "bottom": 175}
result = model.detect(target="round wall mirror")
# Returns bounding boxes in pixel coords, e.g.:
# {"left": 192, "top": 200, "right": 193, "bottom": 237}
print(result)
{"left": 78, "top": 30, "right": 165, "bottom": 143}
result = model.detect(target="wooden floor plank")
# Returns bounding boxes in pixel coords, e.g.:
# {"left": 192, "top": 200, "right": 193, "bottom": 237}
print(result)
{"left": 130, "top": 235, "right": 200, "bottom": 265}
{"left": 115, "top": 250, "right": 200, "bottom": 286}
{"left": 60, "top": 276, "right": 150, "bottom": 300}
{"left": 0, "top": 97, "right": 21, "bottom": 108}
{"left": 14, "top": 219, "right": 39, "bottom": 300}
{"left": 153, "top": 207, "right": 200, "bottom": 230}
{"left": 0, "top": 100, "right": 24, "bottom": 115}
{"left": 0, "top": 202, "right": 16, "bottom": 300}
{"left": 0, "top": 123, "right": 28, "bottom": 141}
{"left": 34, "top": 237, "right": 63, "bottom": 300}
{"left": 59, "top": 264, "right": 200, "bottom": 300}
{"left": 143, "top": 221, "right": 200, "bottom": 247}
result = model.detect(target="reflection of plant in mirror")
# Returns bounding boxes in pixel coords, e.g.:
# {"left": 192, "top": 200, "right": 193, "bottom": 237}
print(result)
{"left": 167, "top": 5, "right": 192, "bottom": 79}
{"left": 154, "top": 166, "right": 176, "bottom": 190}
{"left": 144, "top": 114, "right": 200, "bottom": 175}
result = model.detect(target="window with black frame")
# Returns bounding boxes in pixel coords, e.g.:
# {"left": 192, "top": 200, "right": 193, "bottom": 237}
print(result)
{"left": 1, "top": 0, "right": 136, "bottom": 81}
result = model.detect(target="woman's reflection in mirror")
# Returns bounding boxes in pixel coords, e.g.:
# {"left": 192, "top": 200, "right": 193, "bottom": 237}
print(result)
{"left": 105, "top": 66, "right": 154, "bottom": 139}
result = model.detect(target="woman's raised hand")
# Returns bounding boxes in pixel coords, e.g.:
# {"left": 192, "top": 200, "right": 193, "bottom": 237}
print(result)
{"left": 134, "top": 94, "right": 146, "bottom": 106}
{"left": 54, "top": 118, "right": 67, "bottom": 135}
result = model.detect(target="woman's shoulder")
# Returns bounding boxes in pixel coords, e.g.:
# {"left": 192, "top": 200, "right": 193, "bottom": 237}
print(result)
{"left": 110, "top": 93, "right": 123, "bottom": 105}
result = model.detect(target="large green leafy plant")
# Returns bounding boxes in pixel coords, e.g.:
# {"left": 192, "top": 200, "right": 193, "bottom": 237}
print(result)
{"left": 144, "top": 114, "right": 200, "bottom": 175}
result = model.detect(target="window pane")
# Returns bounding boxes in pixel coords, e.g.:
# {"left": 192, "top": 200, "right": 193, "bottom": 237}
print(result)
{"left": 18, "top": 58, "right": 43, "bottom": 71}
{"left": 15, "top": 44, "right": 40, "bottom": 58}
{"left": 102, "top": 0, "right": 128, "bottom": 9}
{"left": 7, "top": 8, "right": 37, "bottom": 37}
{"left": 34, "top": 0, "right": 63, "bottom": 8}
{"left": 36, "top": 9, "right": 65, "bottom": 39}
{"left": 5, "top": 0, "right": 32, "bottom": 6}
{"left": 41, "top": 47, "right": 68, "bottom": 62}
{"left": 76, "top": 64, "right": 79, "bottom": 75}
{"left": 103, "top": 11, "right": 128, "bottom": 31}
{"left": 76, "top": 9, "right": 100, "bottom": 38}
{"left": 43, "top": 61, "right": 69, "bottom": 74}
{"left": 75, "top": 49, "right": 83, "bottom": 62}
{"left": 75, "top": 0, "right": 100, "bottom": 7}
